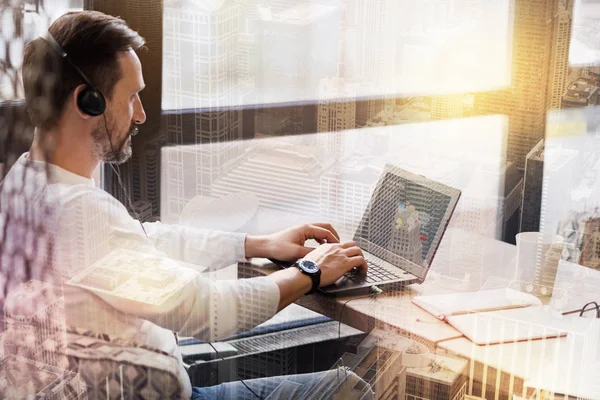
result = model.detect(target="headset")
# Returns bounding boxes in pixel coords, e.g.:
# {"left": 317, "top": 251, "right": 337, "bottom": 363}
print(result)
{"left": 40, "top": 31, "right": 139, "bottom": 140}
{"left": 41, "top": 31, "right": 107, "bottom": 117}
{"left": 40, "top": 31, "right": 146, "bottom": 237}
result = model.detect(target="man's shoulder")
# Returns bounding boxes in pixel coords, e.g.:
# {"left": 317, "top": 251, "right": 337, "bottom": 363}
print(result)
{"left": 51, "top": 183, "right": 126, "bottom": 213}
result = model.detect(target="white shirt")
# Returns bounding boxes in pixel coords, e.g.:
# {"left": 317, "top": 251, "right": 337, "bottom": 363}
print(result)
{"left": 1, "top": 154, "right": 281, "bottom": 399}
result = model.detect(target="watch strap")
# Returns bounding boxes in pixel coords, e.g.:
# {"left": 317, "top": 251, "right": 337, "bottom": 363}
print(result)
{"left": 306, "top": 269, "right": 321, "bottom": 295}
{"left": 295, "top": 260, "right": 321, "bottom": 295}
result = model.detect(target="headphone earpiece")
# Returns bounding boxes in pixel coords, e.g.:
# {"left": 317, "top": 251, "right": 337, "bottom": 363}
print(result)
{"left": 41, "top": 31, "right": 106, "bottom": 117}
{"left": 77, "top": 86, "right": 106, "bottom": 117}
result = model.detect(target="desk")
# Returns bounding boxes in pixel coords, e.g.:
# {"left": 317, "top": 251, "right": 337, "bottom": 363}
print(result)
{"left": 242, "top": 228, "right": 516, "bottom": 343}
{"left": 438, "top": 319, "right": 600, "bottom": 400}
{"left": 240, "top": 227, "right": 599, "bottom": 400}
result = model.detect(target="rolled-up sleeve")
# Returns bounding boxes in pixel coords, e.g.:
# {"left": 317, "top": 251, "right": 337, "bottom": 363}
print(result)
{"left": 57, "top": 187, "right": 280, "bottom": 342}
{"left": 90, "top": 263, "right": 281, "bottom": 342}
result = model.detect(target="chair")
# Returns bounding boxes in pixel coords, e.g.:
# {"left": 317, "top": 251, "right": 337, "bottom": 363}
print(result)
{"left": 2, "top": 280, "right": 187, "bottom": 399}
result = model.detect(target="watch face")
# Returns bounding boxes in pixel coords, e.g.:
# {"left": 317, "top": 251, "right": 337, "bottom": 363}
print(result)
{"left": 299, "top": 259, "right": 319, "bottom": 274}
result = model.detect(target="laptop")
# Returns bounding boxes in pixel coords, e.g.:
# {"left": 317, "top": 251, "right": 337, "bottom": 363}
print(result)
{"left": 272, "top": 164, "right": 461, "bottom": 295}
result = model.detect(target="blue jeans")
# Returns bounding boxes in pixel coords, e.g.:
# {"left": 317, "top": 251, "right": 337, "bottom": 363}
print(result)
{"left": 191, "top": 368, "right": 374, "bottom": 400}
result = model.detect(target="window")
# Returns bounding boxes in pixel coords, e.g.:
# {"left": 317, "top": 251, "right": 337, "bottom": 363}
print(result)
{"left": 1, "top": 1, "right": 84, "bottom": 103}
{"left": 162, "top": 0, "right": 512, "bottom": 110}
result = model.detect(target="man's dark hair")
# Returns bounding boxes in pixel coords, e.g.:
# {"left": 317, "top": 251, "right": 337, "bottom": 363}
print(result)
{"left": 22, "top": 11, "right": 145, "bottom": 130}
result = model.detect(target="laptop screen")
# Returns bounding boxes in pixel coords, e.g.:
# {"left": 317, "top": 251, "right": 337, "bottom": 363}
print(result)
{"left": 354, "top": 165, "right": 460, "bottom": 280}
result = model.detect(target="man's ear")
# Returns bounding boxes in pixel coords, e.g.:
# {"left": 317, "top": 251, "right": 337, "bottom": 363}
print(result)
{"left": 72, "top": 85, "right": 93, "bottom": 120}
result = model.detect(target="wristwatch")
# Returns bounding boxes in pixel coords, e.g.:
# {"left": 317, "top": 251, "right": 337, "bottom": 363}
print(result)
{"left": 294, "top": 259, "right": 321, "bottom": 295}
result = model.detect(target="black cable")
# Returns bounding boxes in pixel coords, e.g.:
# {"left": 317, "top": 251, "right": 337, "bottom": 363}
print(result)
{"left": 579, "top": 301, "right": 600, "bottom": 318}
{"left": 338, "top": 297, "right": 366, "bottom": 341}
{"left": 205, "top": 342, "right": 263, "bottom": 400}
{"left": 336, "top": 287, "right": 382, "bottom": 383}
{"left": 102, "top": 114, "right": 148, "bottom": 238}
{"left": 108, "top": 162, "right": 148, "bottom": 238}
{"left": 337, "top": 287, "right": 382, "bottom": 340}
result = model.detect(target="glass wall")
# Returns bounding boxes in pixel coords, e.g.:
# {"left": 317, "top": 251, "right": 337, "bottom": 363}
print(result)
{"left": 0, "top": 0, "right": 83, "bottom": 101}
{"left": 2, "top": 1, "right": 600, "bottom": 399}
{"left": 161, "top": 0, "right": 512, "bottom": 110}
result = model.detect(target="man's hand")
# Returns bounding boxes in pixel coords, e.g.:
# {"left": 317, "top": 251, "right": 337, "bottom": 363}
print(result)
{"left": 304, "top": 241, "right": 368, "bottom": 287}
{"left": 267, "top": 240, "right": 369, "bottom": 311}
{"left": 245, "top": 223, "right": 341, "bottom": 261}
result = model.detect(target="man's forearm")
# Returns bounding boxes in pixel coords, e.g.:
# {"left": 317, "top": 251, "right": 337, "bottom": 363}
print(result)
{"left": 244, "top": 234, "right": 270, "bottom": 259}
{"left": 244, "top": 235, "right": 311, "bottom": 310}
{"left": 268, "top": 267, "right": 312, "bottom": 311}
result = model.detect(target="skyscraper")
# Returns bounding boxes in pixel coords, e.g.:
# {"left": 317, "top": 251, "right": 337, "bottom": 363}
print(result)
{"left": 160, "top": 140, "right": 245, "bottom": 223}
{"left": 130, "top": 200, "right": 154, "bottom": 223}
{"left": 317, "top": 77, "right": 357, "bottom": 134}
{"left": 521, "top": 140, "right": 545, "bottom": 232}
{"left": 355, "top": 95, "right": 385, "bottom": 127}
{"left": 341, "top": 0, "right": 397, "bottom": 88}
{"left": 502, "top": 161, "right": 524, "bottom": 242}
{"left": 107, "top": 160, "right": 134, "bottom": 209}
{"left": 405, "top": 352, "right": 468, "bottom": 400}
{"left": 90, "top": 0, "right": 164, "bottom": 212}
{"left": 431, "top": 94, "right": 471, "bottom": 120}
{"left": 319, "top": 161, "right": 379, "bottom": 238}
{"left": 250, "top": 1, "right": 339, "bottom": 104}
{"left": 561, "top": 77, "right": 599, "bottom": 108}
{"left": 141, "top": 135, "right": 165, "bottom": 215}
{"left": 163, "top": 0, "right": 245, "bottom": 149}
{"left": 255, "top": 105, "right": 307, "bottom": 136}
{"left": 475, "top": 0, "right": 574, "bottom": 169}
{"left": 163, "top": 1, "right": 242, "bottom": 110}
{"left": 580, "top": 216, "right": 600, "bottom": 270}
{"left": 548, "top": 0, "right": 574, "bottom": 109}
{"left": 162, "top": 1, "right": 247, "bottom": 219}
{"left": 338, "top": 0, "right": 396, "bottom": 130}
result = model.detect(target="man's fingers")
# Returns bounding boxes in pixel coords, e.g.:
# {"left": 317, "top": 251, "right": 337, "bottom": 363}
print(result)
{"left": 312, "top": 222, "right": 340, "bottom": 241}
{"left": 306, "top": 225, "right": 339, "bottom": 244}
{"left": 297, "top": 246, "right": 314, "bottom": 258}
{"left": 341, "top": 241, "right": 358, "bottom": 249}
{"left": 343, "top": 246, "right": 364, "bottom": 258}
{"left": 347, "top": 256, "right": 368, "bottom": 273}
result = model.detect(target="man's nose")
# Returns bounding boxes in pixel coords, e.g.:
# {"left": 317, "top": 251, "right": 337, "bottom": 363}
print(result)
{"left": 133, "top": 97, "right": 146, "bottom": 125}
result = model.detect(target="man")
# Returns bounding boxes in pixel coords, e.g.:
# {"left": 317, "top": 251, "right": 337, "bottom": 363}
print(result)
{"left": 6, "top": 10, "right": 370, "bottom": 399}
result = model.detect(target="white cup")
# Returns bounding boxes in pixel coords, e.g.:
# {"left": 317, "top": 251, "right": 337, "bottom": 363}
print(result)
{"left": 516, "top": 232, "right": 563, "bottom": 293}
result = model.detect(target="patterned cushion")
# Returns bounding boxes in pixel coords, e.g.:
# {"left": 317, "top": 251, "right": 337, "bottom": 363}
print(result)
{"left": 66, "top": 326, "right": 173, "bottom": 356}
{"left": 65, "top": 326, "right": 185, "bottom": 400}
{"left": 3, "top": 280, "right": 186, "bottom": 399}
{"left": 2, "top": 326, "right": 185, "bottom": 399}
{"left": 0, "top": 353, "right": 87, "bottom": 399}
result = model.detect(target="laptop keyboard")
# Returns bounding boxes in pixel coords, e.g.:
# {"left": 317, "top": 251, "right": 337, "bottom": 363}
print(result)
{"left": 346, "top": 259, "right": 406, "bottom": 284}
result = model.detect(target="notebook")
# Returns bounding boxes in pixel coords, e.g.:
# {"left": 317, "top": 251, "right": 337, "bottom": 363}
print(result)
{"left": 412, "top": 289, "right": 572, "bottom": 345}
{"left": 446, "top": 307, "right": 570, "bottom": 345}
{"left": 412, "top": 288, "right": 542, "bottom": 320}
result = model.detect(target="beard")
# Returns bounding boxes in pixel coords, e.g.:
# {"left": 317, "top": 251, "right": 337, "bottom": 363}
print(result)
{"left": 91, "top": 117, "right": 137, "bottom": 164}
